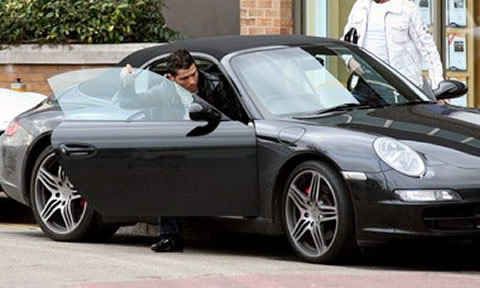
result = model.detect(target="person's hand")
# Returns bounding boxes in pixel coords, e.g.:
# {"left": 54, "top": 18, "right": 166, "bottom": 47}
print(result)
{"left": 120, "top": 64, "right": 136, "bottom": 86}
{"left": 348, "top": 58, "right": 364, "bottom": 75}
{"left": 437, "top": 99, "right": 450, "bottom": 105}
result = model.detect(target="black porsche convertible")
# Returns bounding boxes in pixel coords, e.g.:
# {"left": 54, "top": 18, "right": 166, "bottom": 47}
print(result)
{"left": 0, "top": 35, "right": 477, "bottom": 264}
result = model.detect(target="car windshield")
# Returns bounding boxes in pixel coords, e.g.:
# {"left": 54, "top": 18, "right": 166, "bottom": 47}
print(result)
{"left": 48, "top": 67, "right": 193, "bottom": 121}
{"left": 230, "top": 44, "right": 431, "bottom": 117}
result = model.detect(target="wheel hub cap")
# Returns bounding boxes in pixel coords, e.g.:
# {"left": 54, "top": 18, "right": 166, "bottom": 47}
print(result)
{"left": 34, "top": 152, "right": 87, "bottom": 235}
{"left": 285, "top": 170, "right": 339, "bottom": 258}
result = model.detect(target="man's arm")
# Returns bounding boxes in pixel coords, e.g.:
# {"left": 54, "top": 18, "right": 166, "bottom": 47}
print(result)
{"left": 341, "top": 1, "right": 361, "bottom": 42}
{"left": 408, "top": 4, "right": 444, "bottom": 89}
{"left": 118, "top": 66, "right": 185, "bottom": 111}
{"left": 119, "top": 79, "right": 179, "bottom": 109}
{"left": 341, "top": 2, "right": 364, "bottom": 73}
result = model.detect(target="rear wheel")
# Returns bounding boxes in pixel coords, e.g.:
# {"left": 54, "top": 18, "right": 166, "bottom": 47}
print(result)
{"left": 30, "top": 145, "right": 117, "bottom": 241}
{"left": 282, "top": 161, "right": 356, "bottom": 263}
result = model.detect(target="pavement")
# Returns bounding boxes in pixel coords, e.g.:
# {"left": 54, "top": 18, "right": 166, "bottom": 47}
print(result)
{"left": 1, "top": 222, "right": 480, "bottom": 288}
{"left": 2, "top": 192, "right": 480, "bottom": 288}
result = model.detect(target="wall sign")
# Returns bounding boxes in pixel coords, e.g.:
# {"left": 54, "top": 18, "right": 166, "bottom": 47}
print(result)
{"left": 447, "top": 0, "right": 467, "bottom": 27}
{"left": 446, "top": 34, "right": 467, "bottom": 71}
{"left": 416, "top": 0, "right": 432, "bottom": 26}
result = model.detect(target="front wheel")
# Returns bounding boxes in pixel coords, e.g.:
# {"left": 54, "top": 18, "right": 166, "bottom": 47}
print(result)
{"left": 282, "top": 161, "right": 357, "bottom": 263}
{"left": 30, "top": 146, "right": 117, "bottom": 241}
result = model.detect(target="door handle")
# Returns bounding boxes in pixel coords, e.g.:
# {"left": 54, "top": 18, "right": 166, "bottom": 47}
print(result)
{"left": 59, "top": 143, "right": 97, "bottom": 157}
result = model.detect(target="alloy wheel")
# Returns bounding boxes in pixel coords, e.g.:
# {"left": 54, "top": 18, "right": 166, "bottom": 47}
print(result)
{"left": 285, "top": 169, "right": 339, "bottom": 258}
{"left": 33, "top": 152, "right": 87, "bottom": 235}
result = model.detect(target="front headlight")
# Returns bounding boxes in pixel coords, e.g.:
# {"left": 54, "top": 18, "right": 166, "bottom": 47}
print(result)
{"left": 373, "top": 137, "right": 426, "bottom": 177}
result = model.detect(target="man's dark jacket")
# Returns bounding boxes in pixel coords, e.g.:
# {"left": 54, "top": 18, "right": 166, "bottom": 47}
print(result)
{"left": 197, "top": 70, "right": 244, "bottom": 121}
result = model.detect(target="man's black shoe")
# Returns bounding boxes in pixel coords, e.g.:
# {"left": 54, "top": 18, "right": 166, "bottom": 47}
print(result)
{"left": 150, "top": 235, "right": 184, "bottom": 252}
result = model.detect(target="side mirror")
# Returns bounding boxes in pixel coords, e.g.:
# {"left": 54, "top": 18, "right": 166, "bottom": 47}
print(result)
{"left": 189, "top": 102, "right": 221, "bottom": 122}
{"left": 433, "top": 80, "right": 468, "bottom": 100}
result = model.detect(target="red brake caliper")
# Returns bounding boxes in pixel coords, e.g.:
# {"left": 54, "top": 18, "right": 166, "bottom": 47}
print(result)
{"left": 298, "top": 186, "right": 311, "bottom": 218}
{"left": 80, "top": 199, "right": 87, "bottom": 208}
{"left": 305, "top": 186, "right": 311, "bottom": 195}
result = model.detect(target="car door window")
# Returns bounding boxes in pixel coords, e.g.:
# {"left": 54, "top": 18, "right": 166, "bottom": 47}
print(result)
{"left": 134, "top": 69, "right": 150, "bottom": 94}
{"left": 52, "top": 67, "right": 193, "bottom": 122}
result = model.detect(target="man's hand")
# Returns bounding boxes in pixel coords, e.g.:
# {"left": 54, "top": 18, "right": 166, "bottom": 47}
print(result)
{"left": 120, "top": 64, "right": 136, "bottom": 85}
{"left": 348, "top": 58, "right": 364, "bottom": 75}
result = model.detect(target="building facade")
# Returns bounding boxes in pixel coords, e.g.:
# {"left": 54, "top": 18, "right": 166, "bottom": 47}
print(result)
{"left": 237, "top": 0, "right": 479, "bottom": 107}
{"left": 1, "top": 0, "right": 479, "bottom": 107}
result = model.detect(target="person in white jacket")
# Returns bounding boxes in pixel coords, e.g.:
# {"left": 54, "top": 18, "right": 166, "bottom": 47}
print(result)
{"left": 342, "top": 0, "right": 444, "bottom": 95}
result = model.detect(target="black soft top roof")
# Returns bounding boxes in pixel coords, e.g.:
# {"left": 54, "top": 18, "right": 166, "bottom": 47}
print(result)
{"left": 118, "top": 35, "right": 343, "bottom": 67}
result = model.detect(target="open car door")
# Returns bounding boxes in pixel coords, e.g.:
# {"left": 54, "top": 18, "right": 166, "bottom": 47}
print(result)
{"left": 50, "top": 68, "right": 259, "bottom": 217}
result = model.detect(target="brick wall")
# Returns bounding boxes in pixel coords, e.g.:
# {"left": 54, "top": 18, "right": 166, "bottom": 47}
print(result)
{"left": 0, "top": 44, "right": 157, "bottom": 95}
{"left": 0, "top": 64, "right": 107, "bottom": 96}
{"left": 240, "top": 0, "right": 293, "bottom": 35}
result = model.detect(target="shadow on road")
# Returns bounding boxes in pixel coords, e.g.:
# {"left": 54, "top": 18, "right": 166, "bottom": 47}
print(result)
{"left": 358, "top": 241, "right": 480, "bottom": 272}
{"left": 111, "top": 228, "right": 480, "bottom": 272}
{"left": 0, "top": 193, "right": 35, "bottom": 224}
{"left": 111, "top": 230, "right": 296, "bottom": 261}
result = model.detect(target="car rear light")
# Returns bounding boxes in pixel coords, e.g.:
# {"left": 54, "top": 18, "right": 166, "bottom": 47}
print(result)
{"left": 5, "top": 119, "right": 20, "bottom": 137}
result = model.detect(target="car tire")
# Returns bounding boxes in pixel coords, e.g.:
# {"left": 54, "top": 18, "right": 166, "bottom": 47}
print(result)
{"left": 30, "top": 145, "right": 117, "bottom": 241}
{"left": 282, "top": 160, "right": 357, "bottom": 263}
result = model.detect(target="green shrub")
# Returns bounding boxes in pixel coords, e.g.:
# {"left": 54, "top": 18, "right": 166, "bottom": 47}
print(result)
{"left": 0, "top": 0, "right": 180, "bottom": 44}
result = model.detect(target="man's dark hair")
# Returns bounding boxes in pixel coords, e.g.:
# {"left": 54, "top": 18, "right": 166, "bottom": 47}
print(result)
{"left": 166, "top": 49, "right": 195, "bottom": 76}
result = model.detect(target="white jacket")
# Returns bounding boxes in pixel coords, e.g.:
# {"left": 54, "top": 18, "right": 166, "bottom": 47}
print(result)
{"left": 342, "top": 0, "right": 444, "bottom": 89}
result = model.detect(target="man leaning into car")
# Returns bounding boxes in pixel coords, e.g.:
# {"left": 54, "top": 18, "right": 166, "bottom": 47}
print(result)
{"left": 121, "top": 49, "right": 244, "bottom": 252}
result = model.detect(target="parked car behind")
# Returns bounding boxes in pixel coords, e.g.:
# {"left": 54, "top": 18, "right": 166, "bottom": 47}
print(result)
{"left": 0, "top": 35, "right": 476, "bottom": 264}
{"left": 0, "top": 88, "right": 45, "bottom": 135}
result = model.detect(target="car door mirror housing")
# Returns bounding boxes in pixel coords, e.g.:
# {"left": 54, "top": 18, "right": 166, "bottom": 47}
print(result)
{"left": 433, "top": 80, "right": 468, "bottom": 100}
{"left": 189, "top": 102, "right": 221, "bottom": 121}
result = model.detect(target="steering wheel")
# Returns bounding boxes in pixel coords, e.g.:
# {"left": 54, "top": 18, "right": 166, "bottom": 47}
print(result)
{"left": 346, "top": 71, "right": 359, "bottom": 92}
{"left": 347, "top": 70, "right": 395, "bottom": 91}
{"left": 348, "top": 69, "right": 401, "bottom": 104}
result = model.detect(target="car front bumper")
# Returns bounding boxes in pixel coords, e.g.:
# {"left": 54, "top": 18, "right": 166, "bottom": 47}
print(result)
{"left": 344, "top": 167, "right": 480, "bottom": 246}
